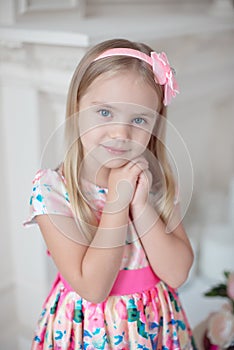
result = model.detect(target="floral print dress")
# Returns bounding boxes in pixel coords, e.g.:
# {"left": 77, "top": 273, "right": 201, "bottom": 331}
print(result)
{"left": 24, "top": 168, "right": 196, "bottom": 350}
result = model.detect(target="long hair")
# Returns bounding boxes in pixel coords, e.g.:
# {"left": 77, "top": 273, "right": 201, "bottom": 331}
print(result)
{"left": 63, "top": 38, "right": 176, "bottom": 241}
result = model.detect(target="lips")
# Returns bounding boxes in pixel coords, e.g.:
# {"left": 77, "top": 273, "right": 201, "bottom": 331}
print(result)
{"left": 102, "top": 145, "right": 129, "bottom": 155}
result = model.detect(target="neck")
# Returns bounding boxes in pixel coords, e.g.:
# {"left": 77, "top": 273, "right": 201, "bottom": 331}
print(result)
{"left": 80, "top": 157, "right": 110, "bottom": 188}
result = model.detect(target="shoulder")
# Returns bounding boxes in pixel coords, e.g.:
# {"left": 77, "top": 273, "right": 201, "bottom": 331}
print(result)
{"left": 32, "top": 166, "right": 69, "bottom": 202}
{"left": 32, "top": 167, "right": 68, "bottom": 197}
{"left": 32, "top": 167, "right": 65, "bottom": 186}
{"left": 24, "top": 167, "right": 72, "bottom": 226}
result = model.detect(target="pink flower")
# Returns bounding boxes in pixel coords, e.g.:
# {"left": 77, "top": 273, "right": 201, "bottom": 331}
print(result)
{"left": 65, "top": 301, "right": 74, "bottom": 321}
{"left": 115, "top": 300, "right": 127, "bottom": 320}
{"left": 221, "top": 302, "right": 233, "bottom": 313}
{"left": 87, "top": 303, "right": 104, "bottom": 332}
{"left": 151, "top": 51, "right": 179, "bottom": 105}
{"left": 227, "top": 272, "right": 234, "bottom": 300}
{"left": 207, "top": 310, "right": 234, "bottom": 348}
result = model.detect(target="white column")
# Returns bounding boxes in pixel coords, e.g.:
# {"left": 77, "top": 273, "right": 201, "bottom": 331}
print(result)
{"left": 1, "top": 81, "right": 49, "bottom": 343}
{"left": 0, "top": 0, "right": 16, "bottom": 25}
{"left": 0, "top": 86, "right": 17, "bottom": 349}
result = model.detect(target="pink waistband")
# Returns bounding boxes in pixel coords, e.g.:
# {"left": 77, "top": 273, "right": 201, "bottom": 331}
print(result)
{"left": 110, "top": 266, "right": 160, "bottom": 295}
{"left": 58, "top": 266, "right": 160, "bottom": 296}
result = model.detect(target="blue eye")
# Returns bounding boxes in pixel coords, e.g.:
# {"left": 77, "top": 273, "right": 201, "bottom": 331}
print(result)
{"left": 133, "top": 117, "right": 146, "bottom": 125}
{"left": 98, "top": 109, "right": 111, "bottom": 118}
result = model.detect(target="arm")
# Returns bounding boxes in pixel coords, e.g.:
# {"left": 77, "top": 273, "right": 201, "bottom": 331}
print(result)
{"left": 130, "top": 170, "right": 194, "bottom": 289}
{"left": 36, "top": 159, "right": 148, "bottom": 303}
{"left": 37, "top": 203, "right": 128, "bottom": 304}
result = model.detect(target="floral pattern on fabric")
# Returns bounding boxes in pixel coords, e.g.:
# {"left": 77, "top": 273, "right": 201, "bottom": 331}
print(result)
{"left": 24, "top": 168, "right": 196, "bottom": 350}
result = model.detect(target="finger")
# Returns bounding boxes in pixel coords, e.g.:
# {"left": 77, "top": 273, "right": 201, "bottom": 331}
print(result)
{"left": 130, "top": 164, "right": 149, "bottom": 180}
{"left": 138, "top": 169, "right": 152, "bottom": 188}
{"left": 131, "top": 156, "right": 148, "bottom": 166}
{"left": 128, "top": 158, "right": 149, "bottom": 171}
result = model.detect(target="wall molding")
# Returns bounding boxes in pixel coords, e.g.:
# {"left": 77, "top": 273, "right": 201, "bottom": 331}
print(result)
{"left": 17, "top": 0, "right": 84, "bottom": 14}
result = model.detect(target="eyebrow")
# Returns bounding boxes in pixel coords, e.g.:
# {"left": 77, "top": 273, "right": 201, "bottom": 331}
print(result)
{"left": 91, "top": 101, "right": 157, "bottom": 118}
{"left": 91, "top": 101, "right": 119, "bottom": 111}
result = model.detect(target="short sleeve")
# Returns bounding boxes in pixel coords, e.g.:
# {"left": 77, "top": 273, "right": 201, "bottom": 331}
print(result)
{"left": 23, "top": 168, "right": 73, "bottom": 227}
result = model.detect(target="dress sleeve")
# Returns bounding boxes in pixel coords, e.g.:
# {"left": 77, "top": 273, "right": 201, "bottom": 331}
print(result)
{"left": 23, "top": 168, "right": 73, "bottom": 227}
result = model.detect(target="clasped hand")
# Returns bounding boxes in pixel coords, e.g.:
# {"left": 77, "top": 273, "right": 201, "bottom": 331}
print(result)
{"left": 106, "top": 157, "right": 152, "bottom": 213}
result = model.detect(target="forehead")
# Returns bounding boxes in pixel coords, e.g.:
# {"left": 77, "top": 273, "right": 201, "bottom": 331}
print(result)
{"left": 80, "top": 70, "right": 159, "bottom": 112}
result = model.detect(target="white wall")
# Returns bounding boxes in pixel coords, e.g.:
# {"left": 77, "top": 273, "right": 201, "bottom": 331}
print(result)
{"left": 0, "top": 86, "right": 17, "bottom": 349}
{"left": 0, "top": 1, "right": 234, "bottom": 349}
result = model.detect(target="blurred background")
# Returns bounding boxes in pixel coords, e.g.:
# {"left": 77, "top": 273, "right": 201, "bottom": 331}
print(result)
{"left": 0, "top": 1, "right": 234, "bottom": 349}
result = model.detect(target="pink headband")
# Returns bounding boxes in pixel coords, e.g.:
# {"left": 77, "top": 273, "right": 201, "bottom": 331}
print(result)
{"left": 94, "top": 48, "right": 179, "bottom": 106}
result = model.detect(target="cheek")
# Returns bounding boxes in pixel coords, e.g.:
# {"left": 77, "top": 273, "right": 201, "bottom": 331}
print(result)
{"left": 79, "top": 128, "right": 102, "bottom": 150}
{"left": 133, "top": 128, "right": 152, "bottom": 146}
{"left": 78, "top": 109, "right": 103, "bottom": 138}
{"left": 129, "top": 131, "right": 151, "bottom": 158}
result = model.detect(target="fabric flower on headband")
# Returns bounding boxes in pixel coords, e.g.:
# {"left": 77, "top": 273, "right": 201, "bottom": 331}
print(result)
{"left": 151, "top": 52, "right": 179, "bottom": 106}
{"left": 94, "top": 48, "right": 180, "bottom": 106}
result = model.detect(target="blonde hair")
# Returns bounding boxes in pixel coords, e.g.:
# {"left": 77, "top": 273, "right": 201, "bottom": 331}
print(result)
{"left": 63, "top": 38, "right": 176, "bottom": 240}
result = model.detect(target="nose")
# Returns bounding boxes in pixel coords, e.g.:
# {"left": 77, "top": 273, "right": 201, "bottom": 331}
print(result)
{"left": 109, "top": 122, "right": 129, "bottom": 140}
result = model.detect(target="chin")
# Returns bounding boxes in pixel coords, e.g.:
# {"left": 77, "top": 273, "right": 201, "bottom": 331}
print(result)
{"left": 103, "top": 158, "right": 130, "bottom": 168}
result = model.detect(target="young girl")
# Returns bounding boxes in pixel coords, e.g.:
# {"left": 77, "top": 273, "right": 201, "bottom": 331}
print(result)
{"left": 24, "top": 38, "right": 196, "bottom": 349}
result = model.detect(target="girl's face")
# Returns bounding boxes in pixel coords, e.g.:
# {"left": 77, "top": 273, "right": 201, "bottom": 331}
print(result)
{"left": 78, "top": 70, "right": 159, "bottom": 172}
